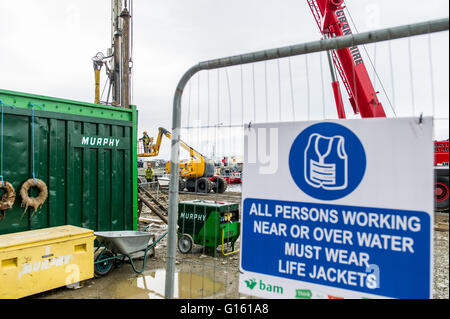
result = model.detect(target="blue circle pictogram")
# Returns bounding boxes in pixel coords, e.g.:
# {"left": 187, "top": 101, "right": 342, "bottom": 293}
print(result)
{"left": 289, "top": 122, "right": 366, "bottom": 201}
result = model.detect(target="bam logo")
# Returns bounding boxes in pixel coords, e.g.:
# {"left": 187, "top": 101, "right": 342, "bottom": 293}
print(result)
{"left": 244, "top": 278, "right": 257, "bottom": 290}
{"left": 245, "top": 278, "right": 283, "bottom": 295}
{"left": 259, "top": 280, "right": 283, "bottom": 294}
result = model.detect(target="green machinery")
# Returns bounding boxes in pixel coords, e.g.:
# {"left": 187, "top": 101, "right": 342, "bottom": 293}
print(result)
{"left": 177, "top": 200, "right": 240, "bottom": 257}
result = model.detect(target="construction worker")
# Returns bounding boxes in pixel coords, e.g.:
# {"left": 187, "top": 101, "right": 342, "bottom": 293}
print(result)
{"left": 140, "top": 131, "right": 150, "bottom": 153}
{"left": 145, "top": 163, "right": 154, "bottom": 183}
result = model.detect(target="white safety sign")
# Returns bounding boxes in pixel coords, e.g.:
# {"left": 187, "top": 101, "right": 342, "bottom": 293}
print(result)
{"left": 239, "top": 118, "right": 434, "bottom": 299}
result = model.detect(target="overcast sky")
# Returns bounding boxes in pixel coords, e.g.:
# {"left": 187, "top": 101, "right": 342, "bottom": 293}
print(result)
{"left": 1, "top": 0, "right": 448, "bottom": 159}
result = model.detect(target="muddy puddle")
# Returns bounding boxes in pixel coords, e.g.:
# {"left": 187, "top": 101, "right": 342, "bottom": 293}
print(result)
{"left": 37, "top": 267, "right": 225, "bottom": 299}
{"left": 112, "top": 269, "right": 225, "bottom": 299}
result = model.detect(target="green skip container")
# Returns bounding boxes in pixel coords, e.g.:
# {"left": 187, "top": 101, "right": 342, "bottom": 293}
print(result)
{"left": 177, "top": 200, "right": 240, "bottom": 257}
{"left": 0, "top": 89, "right": 138, "bottom": 235}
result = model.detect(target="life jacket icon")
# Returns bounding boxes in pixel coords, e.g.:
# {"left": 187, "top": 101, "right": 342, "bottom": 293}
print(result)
{"left": 304, "top": 133, "right": 348, "bottom": 190}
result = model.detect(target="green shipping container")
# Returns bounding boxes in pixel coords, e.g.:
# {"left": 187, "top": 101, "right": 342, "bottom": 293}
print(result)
{"left": 0, "top": 89, "right": 138, "bottom": 235}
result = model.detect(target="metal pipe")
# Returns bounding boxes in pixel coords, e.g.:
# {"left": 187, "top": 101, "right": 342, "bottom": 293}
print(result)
{"left": 113, "top": 32, "right": 121, "bottom": 106}
{"left": 326, "top": 50, "right": 337, "bottom": 82}
{"left": 112, "top": 0, "right": 122, "bottom": 106}
{"left": 121, "top": 8, "right": 131, "bottom": 108}
{"left": 164, "top": 17, "right": 449, "bottom": 298}
{"left": 94, "top": 69, "right": 101, "bottom": 104}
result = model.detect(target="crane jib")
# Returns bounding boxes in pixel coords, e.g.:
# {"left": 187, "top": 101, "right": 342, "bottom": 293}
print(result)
{"left": 335, "top": 9, "right": 364, "bottom": 66}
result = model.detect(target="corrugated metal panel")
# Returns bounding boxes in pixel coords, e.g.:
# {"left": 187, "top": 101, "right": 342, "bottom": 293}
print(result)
{"left": 0, "top": 89, "right": 137, "bottom": 235}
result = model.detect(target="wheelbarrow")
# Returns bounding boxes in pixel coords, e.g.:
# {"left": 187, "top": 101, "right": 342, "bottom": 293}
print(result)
{"left": 94, "top": 225, "right": 167, "bottom": 276}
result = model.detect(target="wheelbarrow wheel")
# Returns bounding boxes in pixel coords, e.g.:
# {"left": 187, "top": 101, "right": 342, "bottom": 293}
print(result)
{"left": 178, "top": 234, "right": 194, "bottom": 254}
{"left": 94, "top": 250, "right": 115, "bottom": 276}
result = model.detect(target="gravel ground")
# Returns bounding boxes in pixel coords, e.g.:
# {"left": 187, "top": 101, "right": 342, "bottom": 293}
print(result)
{"left": 433, "top": 213, "right": 449, "bottom": 299}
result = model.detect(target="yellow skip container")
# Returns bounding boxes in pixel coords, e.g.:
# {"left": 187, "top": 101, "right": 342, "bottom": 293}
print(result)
{"left": 0, "top": 225, "right": 95, "bottom": 299}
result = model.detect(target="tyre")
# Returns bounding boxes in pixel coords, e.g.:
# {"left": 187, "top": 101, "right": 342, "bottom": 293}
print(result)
{"left": 212, "top": 176, "right": 227, "bottom": 194}
{"left": 178, "top": 234, "right": 194, "bottom": 254}
{"left": 205, "top": 178, "right": 212, "bottom": 193}
{"left": 435, "top": 176, "right": 449, "bottom": 212}
{"left": 185, "top": 179, "right": 196, "bottom": 192}
{"left": 195, "top": 177, "right": 211, "bottom": 193}
{"left": 94, "top": 250, "right": 115, "bottom": 276}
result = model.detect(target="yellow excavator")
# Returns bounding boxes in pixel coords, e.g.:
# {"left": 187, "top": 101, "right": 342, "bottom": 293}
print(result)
{"left": 139, "top": 127, "right": 227, "bottom": 193}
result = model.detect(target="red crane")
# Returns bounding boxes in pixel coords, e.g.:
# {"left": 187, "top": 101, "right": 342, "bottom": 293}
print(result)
{"left": 307, "top": 0, "right": 449, "bottom": 210}
{"left": 307, "top": 0, "right": 386, "bottom": 118}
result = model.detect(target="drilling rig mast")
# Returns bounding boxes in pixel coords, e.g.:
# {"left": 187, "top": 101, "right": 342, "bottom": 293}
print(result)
{"left": 92, "top": 0, "right": 133, "bottom": 108}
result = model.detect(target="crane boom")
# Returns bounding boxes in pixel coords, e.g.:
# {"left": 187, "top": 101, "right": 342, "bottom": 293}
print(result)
{"left": 307, "top": 0, "right": 386, "bottom": 118}
{"left": 307, "top": 0, "right": 449, "bottom": 211}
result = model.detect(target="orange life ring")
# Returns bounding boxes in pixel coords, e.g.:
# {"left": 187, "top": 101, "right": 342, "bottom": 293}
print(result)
{"left": 0, "top": 180, "right": 15, "bottom": 218}
{"left": 20, "top": 178, "right": 48, "bottom": 213}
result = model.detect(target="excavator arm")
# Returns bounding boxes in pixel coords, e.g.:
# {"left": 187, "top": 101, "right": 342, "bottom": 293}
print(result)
{"left": 137, "top": 127, "right": 172, "bottom": 157}
{"left": 138, "top": 127, "right": 208, "bottom": 179}
{"left": 144, "top": 127, "right": 205, "bottom": 160}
